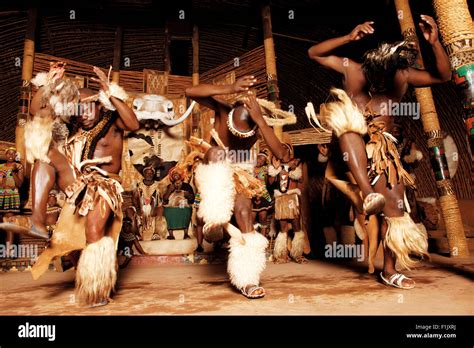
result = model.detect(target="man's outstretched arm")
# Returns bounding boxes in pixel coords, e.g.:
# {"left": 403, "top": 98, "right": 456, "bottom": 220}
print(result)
{"left": 407, "top": 15, "right": 452, "bottom": 86}
{"left": 308, "top": 21, "right": 374, "bottom": 73}
{"left": 185, "top": 75, "right": 256, "bottom": 112}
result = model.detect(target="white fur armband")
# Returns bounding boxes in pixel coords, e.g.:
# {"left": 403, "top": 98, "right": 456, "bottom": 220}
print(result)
{"left": 289, "top": 166, "right": 303, "bottom": 181}
{"left": 403, "top": 150, "right": 423, "bottom": 164}
{"left": 98, "top": 82, "right": 129, "bottom": 111}
{"left": 268, "top": 164, "right": 281, "bottom": 177}
{"left": 31, "top": 72, "right": 49, "bottom": 88}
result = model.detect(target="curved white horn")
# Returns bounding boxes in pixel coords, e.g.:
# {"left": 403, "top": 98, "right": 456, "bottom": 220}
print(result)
{"left": 160, "top": 100, "right": 196, "bottom": 126}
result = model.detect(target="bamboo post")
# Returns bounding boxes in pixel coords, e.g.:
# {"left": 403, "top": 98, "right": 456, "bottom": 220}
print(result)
{"left": 17, "top": 7, "right": 37, "bottom": 167}
{"left": 395, "top": 0, "right": 469, "bottom": 257}
{"left": 111, "top": 25, "right": 123, "bottom": 83}
{"left": 261, "top": 2, "right": 282, "bottom": 140}
{"left": 432, "top": 0, "right": 474, "bottom": 160}
{"left": 261, "top": 2, "right": 310, "bottom": 254}
{"left": 191, "top": 25, "right": 200, "bottom": 138}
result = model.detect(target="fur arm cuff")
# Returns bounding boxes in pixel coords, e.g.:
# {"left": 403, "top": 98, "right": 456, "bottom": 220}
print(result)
{"left": 403, "top": 150, "right": 423, "bottom": 164}
{"left": 289, "top": 166, "right": 303, "bottom": 181}
{"left": 268, "top": 165, "right": 281, "bottom": 177}
{"left": 31, "top": 72, "right": 49, "bottom": 88}
{"left": 98, "top": 83, "right": 129, "bottom": 111}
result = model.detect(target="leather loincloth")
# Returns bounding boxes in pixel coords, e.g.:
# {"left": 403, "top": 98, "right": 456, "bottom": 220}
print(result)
{"left": 366, "top": 121, "right": 415, "bottom": 189}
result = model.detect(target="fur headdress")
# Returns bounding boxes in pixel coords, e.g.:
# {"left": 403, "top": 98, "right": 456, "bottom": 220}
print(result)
{"left": 362, "top": 41, "right": 418, "bottom": 94}
{"left": 32, "top": 72, "right": 80, "bottom": 123}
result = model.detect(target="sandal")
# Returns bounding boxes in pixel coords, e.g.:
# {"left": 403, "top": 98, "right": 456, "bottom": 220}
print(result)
{"left": 89, "top": 299, "right": 109, "bottom": 308}
{"left": 363, "top": 193, "right": 385, "bottom": 215}
{"left": 241, "top": 285, "right": 265, "bottom": 299}
{"left": 380, "top": 272, "right": 415, "bottom": 290}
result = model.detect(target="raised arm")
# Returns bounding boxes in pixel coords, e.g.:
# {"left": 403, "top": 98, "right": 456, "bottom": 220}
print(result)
{"left": 185, "top": 76, "right": 257, "bottom": 112}
{"left": 30, "top": 87, "right": 44, "bottom": 116}
{"left": 308, "top": 21, "right": 374, "bottom": 73}
{"left": 92, "top": 67, "right": 140, "bottom": 131}
{"left": 244, "top": 92, "right": 290, "bottom": 162}
{"left": 110, "top": 96, "right": 140, "bottom": 131}
{"left": 30, "top": 63, "right": 66, "bottom": 116}
{"left": 407, "top": 15, "right": 452, "bottom": 87}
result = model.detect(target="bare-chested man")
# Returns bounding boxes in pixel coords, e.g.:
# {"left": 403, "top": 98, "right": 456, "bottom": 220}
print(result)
{"left": 308, "top": 15, "right": 451, "bottom": 288}
{"left": 186, "top": 76, "right": 292, "bottom": 298}
{"left": 27, "top": 65, "right": 139, "bottom": 306}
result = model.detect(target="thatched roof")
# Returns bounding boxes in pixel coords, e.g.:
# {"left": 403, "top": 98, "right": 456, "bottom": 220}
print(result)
{"left": 0, "top": 0, "right": 472, "bottom": 198}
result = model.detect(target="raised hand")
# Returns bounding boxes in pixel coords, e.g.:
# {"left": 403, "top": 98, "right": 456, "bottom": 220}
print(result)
{"left": 348, "top": 21, "right": 374, "bottom": 41}
{"left": 91, "top": 66, "right": 110, "bottom": 92}
{"left": 47, "top": 61, "right": 66, "bottom": 82}
{"left": 419, "top": 15, "right": 439, "bottom": 45}
{"left": 232, "top": 75, "right": 257, "bottom": 93}
{"left": 243, "top": 91, "right": 265, "bottom": 126}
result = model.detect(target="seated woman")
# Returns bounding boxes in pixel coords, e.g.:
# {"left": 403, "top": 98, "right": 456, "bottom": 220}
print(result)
{"left": 162, "top": 167, "right": 195, "bottom": 240}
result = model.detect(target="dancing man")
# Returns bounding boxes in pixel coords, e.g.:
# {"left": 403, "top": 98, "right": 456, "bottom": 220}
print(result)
{"left": 186, "top": 76, "right": 293, "bottom": 298}
{"left": 308, "top": 15, "right": 451, "bottom": 288}
{"left": 26, "top": 64, "right": 139, "bottom": 306}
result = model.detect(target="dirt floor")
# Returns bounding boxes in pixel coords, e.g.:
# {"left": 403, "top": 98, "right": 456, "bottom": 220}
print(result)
{"left": 0, "top": 253, "right": 473, "bottom": 315}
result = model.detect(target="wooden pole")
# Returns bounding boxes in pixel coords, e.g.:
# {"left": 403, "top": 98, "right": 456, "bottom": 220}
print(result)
{"left": 395, "top": 0, "right": 469, "bottom": 257}
{"left": 164, "top": 24, "right": 171, "bottom": 73}
{"left": 111, "top": 25, "right": 123, "bottom": 83}
{"left": 17, "top": 7, "right": 37, "bottom": 167}
{"left": 260, "top": 2, "right": 310, "bottom": 254}
{"left": 191, "top": 25, "right": 200, "bottom": 138}
{"left": 261, "top": 2, "right": 282, "bottom": 140}
{"left": 432, "top": 0, "right": 474, "bottom": 160}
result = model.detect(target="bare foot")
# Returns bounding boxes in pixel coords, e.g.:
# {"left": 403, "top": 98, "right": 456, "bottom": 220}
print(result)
{"left": 274, "top": 257, "right": 289, "bottom": 264}
{"left": 29, "top": 217, "right": 49, "bottom": 238}
{"left": 293, "top": 256, "right": 308, "bottom": 264}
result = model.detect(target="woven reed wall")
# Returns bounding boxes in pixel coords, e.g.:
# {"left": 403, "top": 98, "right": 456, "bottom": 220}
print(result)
{"left": 32, "top": 53, "right": 192, "bottom": 96}
{"left": 0, "top": 13, "right": 27, "bottom": 141}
